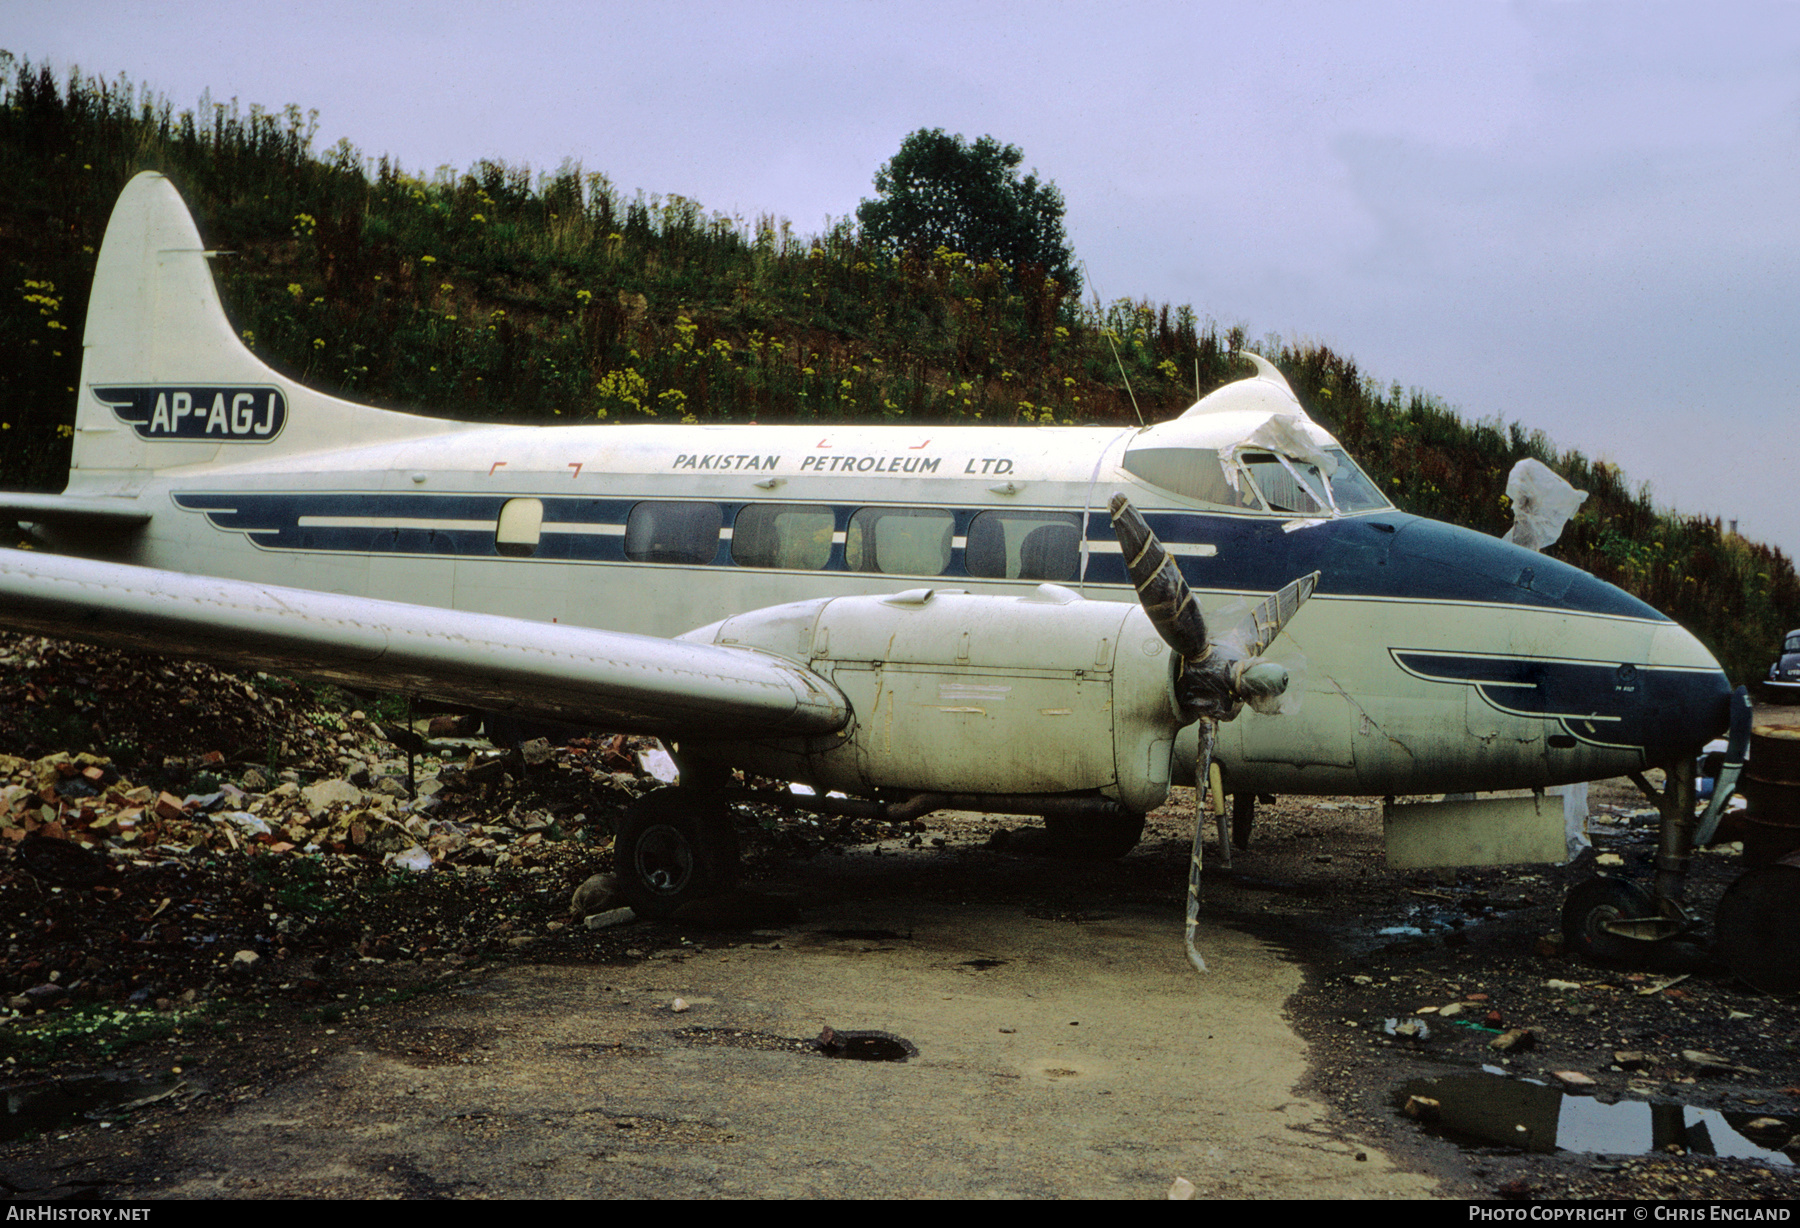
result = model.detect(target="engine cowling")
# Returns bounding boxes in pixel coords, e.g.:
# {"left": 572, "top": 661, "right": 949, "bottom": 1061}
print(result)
{"left": 681, "top": 585, "right": 1183, "bottom": 814}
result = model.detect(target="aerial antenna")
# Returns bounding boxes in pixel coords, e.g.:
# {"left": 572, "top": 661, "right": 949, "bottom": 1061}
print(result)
{"left": 1083, "top": 264, "right": 1145, "bottom": 428}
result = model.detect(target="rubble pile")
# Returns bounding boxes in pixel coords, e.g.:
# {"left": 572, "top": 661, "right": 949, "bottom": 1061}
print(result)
{"left": 0, "top": 634, "right": 701, "bottom": 1038}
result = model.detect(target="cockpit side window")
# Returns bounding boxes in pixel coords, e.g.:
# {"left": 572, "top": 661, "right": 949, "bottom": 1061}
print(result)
{"left": 1239, "top": 452, "right": 1327, "bottom": 515}
{"left": 1320, "top": 448, "right": 1389, "bottom": 513}
{"left": 1237, "top": 448, "right": 1392, "bottom": 516}
{"left": 1120, "top": 447, "right": 1263, "bottom": 509}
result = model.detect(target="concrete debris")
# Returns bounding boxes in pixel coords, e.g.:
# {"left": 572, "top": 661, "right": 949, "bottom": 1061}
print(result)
{"left": 1490, "top": 1027, "right": 1536, "bottom": 1053}
{"left": 387, "top": 845, "right": 433, "bottom": 873}
{"left": 302, "top": 778, "right": 364, "bottom": 817}
{"left": 1403, "top": 1094, "right": 1441, "bottom": 1121}
{"left": 583, "top": 906, "right": 637, "bottom": 931}
{"left": 1682, "top": 1049, "right": 1758, "bottom": 1076}
{"left": 0, "top": 710, "right": 676, "bottom": 881}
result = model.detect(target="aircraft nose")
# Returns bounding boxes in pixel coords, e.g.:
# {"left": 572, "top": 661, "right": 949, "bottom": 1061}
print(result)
{"left": 1640, "top": 619, "right": 1733, "bottom": 760}
{"left": 1385, "top": 516, "right": 1731, "bottom": 764}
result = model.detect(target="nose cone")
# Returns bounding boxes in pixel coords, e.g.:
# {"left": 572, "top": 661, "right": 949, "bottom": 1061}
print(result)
{"left": 1641, "top": 620, "right": 1733, "bottom": 759}
{"left": 1379, "top": 515, "right": 1731, "bottom": 764}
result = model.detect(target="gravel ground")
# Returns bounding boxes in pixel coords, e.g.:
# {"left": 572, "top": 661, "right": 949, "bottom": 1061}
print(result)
{"left": 0, "top": 634, "right": 1796, "bottom": 1200}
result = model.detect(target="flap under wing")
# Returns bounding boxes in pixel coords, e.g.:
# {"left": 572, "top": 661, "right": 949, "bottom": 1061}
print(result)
{"left": 0, "top": 550, "right": 849, "bottom": 741}
{"left": 0, "top": 493, "right": 151, "bottom": 530}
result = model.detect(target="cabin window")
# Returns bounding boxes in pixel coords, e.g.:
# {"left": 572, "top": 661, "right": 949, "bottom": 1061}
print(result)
{"left": 845, "top": 507, "right": 954, "bottom": 576}
{"left": 495, "top": 498, "right": 544, "bottom": 557}
{"left": 1120, "top": 447, "right": 1262, "bottom": 509}
{"left": 732, "top": 504, "right": 834, "bottom": 570}
{"left": 964, "top": 510, "right": 1081, "bottom": 581}
{"left": 624, "top": 501, "right": 723, "bottom": 564}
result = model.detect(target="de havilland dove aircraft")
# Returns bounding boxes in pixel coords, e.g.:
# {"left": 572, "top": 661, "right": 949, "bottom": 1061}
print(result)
{"left": 0, "top": 173, "right": 1740, "bottom": 963}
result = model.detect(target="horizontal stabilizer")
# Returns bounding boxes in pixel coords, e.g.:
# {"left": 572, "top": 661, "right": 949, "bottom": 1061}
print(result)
{"left": 0, "top": 550, "right": 849, "bottom": 741}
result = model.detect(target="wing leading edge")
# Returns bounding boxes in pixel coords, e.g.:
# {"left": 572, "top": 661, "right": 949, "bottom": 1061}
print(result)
{"left": 0, "top": 550, "right": 849, "bottom": 741}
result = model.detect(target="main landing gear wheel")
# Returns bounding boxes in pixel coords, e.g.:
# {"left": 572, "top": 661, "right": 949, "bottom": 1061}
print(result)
{"left": 1561, "top": 876, "right": 1655, "bottom": 965}
{"left": 1714, "top": 857, "right": 1800, "bottom": 995}
{"left": 615, "top": 791, "right": 740, "bottom": 919}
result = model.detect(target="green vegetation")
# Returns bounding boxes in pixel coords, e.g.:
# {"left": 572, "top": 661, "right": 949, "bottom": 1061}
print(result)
{"left": 857, "top": 128, "right": 1081, "bottom": 297}
{"left": 0, "top": 55, "right": 1793, "bottom": 683}
{"left": 0, "top": 1000, "right": 192, "bottom": 1066}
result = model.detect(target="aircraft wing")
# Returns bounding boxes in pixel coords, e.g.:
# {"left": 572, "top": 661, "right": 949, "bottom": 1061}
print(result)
{"left": 0, "top": 550, "right": 849, "bottom": 740}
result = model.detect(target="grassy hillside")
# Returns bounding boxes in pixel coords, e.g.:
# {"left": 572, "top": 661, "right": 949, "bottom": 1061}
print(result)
{"left": 2, "top": 56, "right": 1793, "bottom": 685}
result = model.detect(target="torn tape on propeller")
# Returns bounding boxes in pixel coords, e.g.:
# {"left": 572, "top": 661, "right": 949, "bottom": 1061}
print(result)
{"left": 1108, "top": 493, "right": 1207, "bottom": 656}
{"left": 1186, "top": 728, "right": 1215, "bottom": 974}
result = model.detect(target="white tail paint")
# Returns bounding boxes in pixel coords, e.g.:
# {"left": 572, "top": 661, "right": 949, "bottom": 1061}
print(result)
{"left": 70, "top": 172, "right": 458, "bottom": 493}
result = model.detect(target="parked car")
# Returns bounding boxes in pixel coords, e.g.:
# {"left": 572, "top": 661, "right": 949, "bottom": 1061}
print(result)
{"left": 1766, "top": 628, "right": 1800, "bottom": 701}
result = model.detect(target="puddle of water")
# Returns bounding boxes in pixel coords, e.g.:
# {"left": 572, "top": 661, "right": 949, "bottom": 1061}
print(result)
{"left": 4, "top": 1072, "right": 188, "bottom": 1142}
{"left": 816, "top": 1028, "right": 917, "bottom": 1062}
{"left": 1395, "top": 1071, "right": 1796, "bottom": 1165}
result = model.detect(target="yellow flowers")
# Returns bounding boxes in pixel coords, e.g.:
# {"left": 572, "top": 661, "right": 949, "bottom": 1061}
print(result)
{"left": 287, "top": 283, "right": 304, "bottom": 298}
{"left": 313, "top": 338, "right": 326, "bottom": 350}
{"left": 594, "top": 367, "right": 650, "bottom": 418}
{"left": 292, "top": 212, "right": 316, "bottom": 236}
{"left": 420, "top": 255, "right": 437, "bottom": 265}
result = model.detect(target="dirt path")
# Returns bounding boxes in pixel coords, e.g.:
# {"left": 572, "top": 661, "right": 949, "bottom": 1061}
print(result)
{"left": 126, "top": 883, "right": 1433, "bottom": 1199}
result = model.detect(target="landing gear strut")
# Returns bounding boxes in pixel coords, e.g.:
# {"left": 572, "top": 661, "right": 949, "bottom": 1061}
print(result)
{"left": 1560, "top": 687, "right": 1752, "bottom": 966}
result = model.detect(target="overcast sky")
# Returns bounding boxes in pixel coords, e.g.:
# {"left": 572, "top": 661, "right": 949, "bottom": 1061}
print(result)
{"left": 12, "top": 1, "right": 1800, "bottom": 560}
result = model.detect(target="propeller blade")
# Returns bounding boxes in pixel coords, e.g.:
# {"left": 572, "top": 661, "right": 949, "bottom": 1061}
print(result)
{"left": 1237, "top": 571, "right": 1320, "bottom": 658}
{"left": 1109, "top": 493, "right": 1206, "bottom": 659}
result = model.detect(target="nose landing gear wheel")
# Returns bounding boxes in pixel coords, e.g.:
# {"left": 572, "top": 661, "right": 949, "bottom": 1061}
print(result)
{"left": 1561, "top": 876, "right": 1655, "bottom": 964}
{"left": 616, "top": 791, "right": 740, "bottom": 919}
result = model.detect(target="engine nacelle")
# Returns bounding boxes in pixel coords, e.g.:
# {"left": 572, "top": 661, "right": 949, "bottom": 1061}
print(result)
{"left": 680, "top": 585, "right": 1184, "bottom": 814}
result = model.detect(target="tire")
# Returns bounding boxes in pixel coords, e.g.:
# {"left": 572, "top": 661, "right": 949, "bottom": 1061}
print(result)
{"left": 615, "top": 791, "right": 740, "bottom": 918}
{"left": 1561, "top": 876, "right": 1655, "bottom": 964}
{"left": 1042, "top": 811, "right": 1146, "bottom": 860}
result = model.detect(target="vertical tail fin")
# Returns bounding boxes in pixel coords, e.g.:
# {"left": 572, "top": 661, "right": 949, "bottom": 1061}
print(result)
{"left": 69, "top": 172, "right": 454, "bottom": 493}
